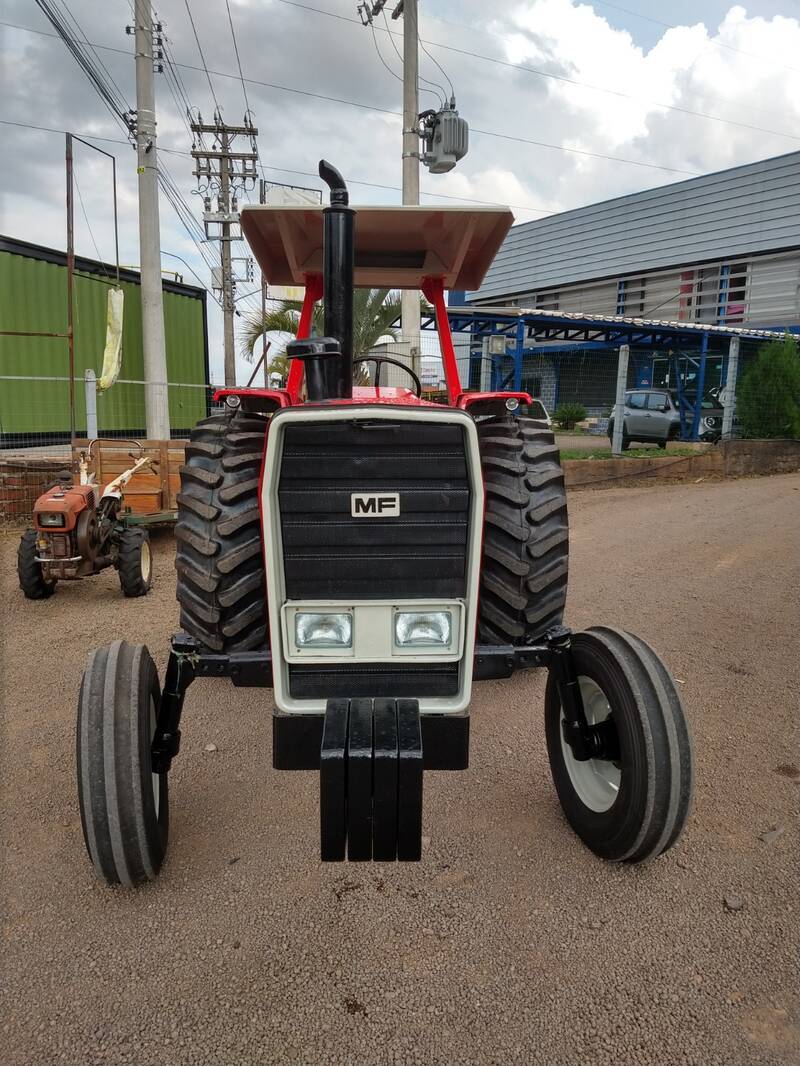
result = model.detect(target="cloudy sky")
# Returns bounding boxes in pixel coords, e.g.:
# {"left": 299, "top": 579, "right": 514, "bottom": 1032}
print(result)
{"left": 3, "top": 0, "right": 800, "bottom": 382}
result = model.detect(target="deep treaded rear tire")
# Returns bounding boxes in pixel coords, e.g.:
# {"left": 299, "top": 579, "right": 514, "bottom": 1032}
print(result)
{"left": 18, "top": 528, "right": 57, "bottom": 599}
{"left": 175, "top": 409, "right": 269, "bottom": 652}
{"left": 477, "top": 415, "right": 568, "bottom": 644}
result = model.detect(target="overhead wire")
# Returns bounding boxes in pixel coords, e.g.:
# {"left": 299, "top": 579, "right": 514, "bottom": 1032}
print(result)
{"left": 182, "top": 0, "right": 221, "bottom": 115}
{"left": 380, "top": 8, "right": 445, "bottom": 107}
{"left": 265, "top": 0, "right": 800, "bottom": 141}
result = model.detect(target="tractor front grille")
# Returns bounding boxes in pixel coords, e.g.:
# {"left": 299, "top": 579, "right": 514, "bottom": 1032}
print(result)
{"left": 278, "top": 420, "right": 470, "bottom": 600}
{"left": 276, "top": 416, "right": 472, "bottom": 701}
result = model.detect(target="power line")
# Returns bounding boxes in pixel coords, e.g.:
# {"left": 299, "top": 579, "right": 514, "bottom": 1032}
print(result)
{"left": 182, "top": 0, "right": 220, "bottom": 113}
{"left": 266, "top": 0, "right": 800, "bottom": 142}
{"left": 2, "top": 116, "right": 561, "bottom": 213}
{"left": 3, "top": 20, "right": 710, "bottom": 175}
{"left": 407, "top": 1, "right": 453, "bottom": 101}
{"left": 379, "top": 7, "right": 445, "bottom": 106}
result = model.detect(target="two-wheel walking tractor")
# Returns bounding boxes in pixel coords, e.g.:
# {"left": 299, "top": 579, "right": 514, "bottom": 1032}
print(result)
{"left": 77, "top": 162, "right": 692, "bottom": 885}
{"left": 19, "top": 441, "right": 154, "bottom": 601}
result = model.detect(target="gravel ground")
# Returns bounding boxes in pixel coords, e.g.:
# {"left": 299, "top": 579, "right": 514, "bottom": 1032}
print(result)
{"left": 1, "top": 474, "right": 798, "bottom": 1066}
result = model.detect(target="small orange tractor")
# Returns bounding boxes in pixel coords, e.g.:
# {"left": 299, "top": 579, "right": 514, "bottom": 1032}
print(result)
{"left": 18, "top": 441, "right": 153, "bottom": 599}
{"left": 75, "top": 162, "right": 692, "bottom": 885}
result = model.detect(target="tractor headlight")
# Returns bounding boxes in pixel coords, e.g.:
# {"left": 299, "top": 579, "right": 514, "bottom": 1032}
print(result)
{"left": 294, "top": 612, "right": 353, "bottom": 649}
{"left": 394, "top": 610, "right": 452, "bottom": 648}
{"left": 37, "top": 512, "right": 65, "bottom": 527}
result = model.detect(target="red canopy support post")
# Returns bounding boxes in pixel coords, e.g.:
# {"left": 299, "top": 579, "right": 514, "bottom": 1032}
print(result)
{"left": 422, "top": 276, "right": 462, "bottom": 406}
{"left": 286, "top": 273, "right": 324, "bottom": 403}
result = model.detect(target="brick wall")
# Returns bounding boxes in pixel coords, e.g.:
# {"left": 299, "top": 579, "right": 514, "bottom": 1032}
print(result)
{"left": 0, "top": 460, "right": 73, "bottom": 526}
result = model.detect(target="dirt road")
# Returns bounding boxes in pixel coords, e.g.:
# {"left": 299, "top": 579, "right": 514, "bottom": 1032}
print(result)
{"left": 2, "top": 474, "right": 798, "bottom": 1066}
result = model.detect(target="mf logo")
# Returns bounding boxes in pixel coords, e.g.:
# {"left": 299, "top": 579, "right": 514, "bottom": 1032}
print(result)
{"left": 351, "top": 492, "right": 400, "bottom": 518}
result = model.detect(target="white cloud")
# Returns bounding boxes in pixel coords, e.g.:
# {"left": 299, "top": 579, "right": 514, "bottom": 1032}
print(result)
{"left": 4, "top": 0, "right": 800, "bottom": 384}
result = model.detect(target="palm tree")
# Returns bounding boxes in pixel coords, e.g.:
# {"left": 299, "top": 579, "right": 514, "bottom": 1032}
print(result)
{"left": 239, "top": 288, "right": 424, "bottom": 384}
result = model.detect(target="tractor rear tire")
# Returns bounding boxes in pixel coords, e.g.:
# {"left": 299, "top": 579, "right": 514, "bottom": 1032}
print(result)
{"left": 118, "top": 527, "right": 153, "bottom": 597}
{"left": 477, "top": 416, "right": 569, "bottom": 644}
{"left": 175, "top": 409, "right": 269, "bottom": 652}
{"left": 77, "top": 640, "right": 168, "bottom": 886}
{"left": 18, "top": 528, "right": 57, "bottom": 599}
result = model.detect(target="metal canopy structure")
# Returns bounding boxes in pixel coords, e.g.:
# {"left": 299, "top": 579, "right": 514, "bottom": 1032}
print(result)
{"left": 240, "top": 205, "right": 513, "bottom": 290}
{"left": 415, "top": 305, "right": 792, "bottom": 441}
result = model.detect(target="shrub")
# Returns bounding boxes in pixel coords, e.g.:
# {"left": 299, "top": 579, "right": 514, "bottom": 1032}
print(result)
{"left": 553, "top": 402, "right": 587, "bottom": 429}
{"left": 736, "top": 335, "right": 800, "bottom": 439}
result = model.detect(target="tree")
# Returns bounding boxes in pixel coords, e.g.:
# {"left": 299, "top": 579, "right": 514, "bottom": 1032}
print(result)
{"left": 736, "top": 334, "right": 800, "bottom": 439}
{"left": 239, "top": 288, "right": 414, "bottom": 384}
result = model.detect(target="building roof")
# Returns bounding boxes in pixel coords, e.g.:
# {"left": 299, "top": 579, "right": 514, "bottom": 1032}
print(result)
{"left": 441, "top": 304, "right": 791, "bottom": 343}
{"left": 240, "top": 204, "right": 513, "bottom": 290}
{"left": 471, "top": 151, "right": 800, "bottom": 301}
{"left": 0, "top": 235, "right": 206, "bottom": 300}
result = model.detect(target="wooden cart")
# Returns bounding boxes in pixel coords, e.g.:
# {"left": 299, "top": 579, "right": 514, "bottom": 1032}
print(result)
{"left": 71, "top": 438, "right": 186, "bottom": 525}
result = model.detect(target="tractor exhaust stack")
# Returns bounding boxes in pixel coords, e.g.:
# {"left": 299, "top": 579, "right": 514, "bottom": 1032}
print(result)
{"left": 319, "top": 159, "right": 354, "bottom": 399}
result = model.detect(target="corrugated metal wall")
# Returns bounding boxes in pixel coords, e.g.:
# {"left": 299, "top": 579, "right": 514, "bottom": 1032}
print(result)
{"left": 0, "top": 240, "right": 208, "bottom": 438}
{"left": 473, "top": 151, "right": 800, "bottom": 304}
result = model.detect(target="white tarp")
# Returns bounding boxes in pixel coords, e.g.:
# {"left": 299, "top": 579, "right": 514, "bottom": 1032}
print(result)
{"left": 97, "top": 286, "right": 124, "bottom": 391}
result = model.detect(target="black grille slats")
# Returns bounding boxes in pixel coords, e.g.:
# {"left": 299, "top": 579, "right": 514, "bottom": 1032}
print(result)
{"left": 278, "top": 420, "right": 471, "bottom": 600}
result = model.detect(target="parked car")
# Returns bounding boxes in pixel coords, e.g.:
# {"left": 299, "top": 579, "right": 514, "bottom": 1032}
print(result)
{"left": 607, "top": 389, "right": 724, "bottom": 448}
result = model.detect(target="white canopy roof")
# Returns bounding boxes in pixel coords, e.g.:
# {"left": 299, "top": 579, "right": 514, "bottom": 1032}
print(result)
{"left": 240, "top": 204, "right": 514, "bottom": 290}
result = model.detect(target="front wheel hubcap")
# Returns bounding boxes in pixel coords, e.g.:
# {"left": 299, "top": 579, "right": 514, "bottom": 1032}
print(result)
{"left": 560, "top": 676, "right": 621, "bottom": 812}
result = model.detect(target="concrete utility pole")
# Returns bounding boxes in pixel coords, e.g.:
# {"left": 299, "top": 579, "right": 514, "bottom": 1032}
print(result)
{"left": 191, "top": 117, "right": 258, "bottom": 387}
{"left": 400, "top": 0, "right": 421, "bottom": 377}
{"left": 134, "top": 0, "right": 170, "bottom": 439}
{"left": 219, "top": 127, "right": 236, "bottom": 386}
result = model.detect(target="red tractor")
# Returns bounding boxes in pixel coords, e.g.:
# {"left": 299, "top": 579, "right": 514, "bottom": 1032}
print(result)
{"left": 76, "top": 162, "right": 692, "bottom": 885}
{"left": 19, "top": 441, "right": 153, "bottom": 600}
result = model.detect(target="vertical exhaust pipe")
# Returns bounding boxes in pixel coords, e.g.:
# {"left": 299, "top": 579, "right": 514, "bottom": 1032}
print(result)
{"left": 319, "top": 159, "right": 354, "bottom": 399}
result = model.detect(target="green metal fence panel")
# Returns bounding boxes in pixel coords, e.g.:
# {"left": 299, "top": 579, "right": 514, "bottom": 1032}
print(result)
{"left": 0, "top": 240, "right": 208, "bottom": 440}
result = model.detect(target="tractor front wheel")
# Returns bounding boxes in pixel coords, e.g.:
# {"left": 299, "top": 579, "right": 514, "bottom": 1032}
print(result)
{"left": 477, "top": 415, "right": 569, "bottom": 644}
{"left": 18, "top": 528, "right": 57, "bottom": 599}
{"left": 118, "top": 527, "right": 153, "bottom": 597}
{"left": 544, "top": 627, "right": 693, "bottom": 863}
{"left": 77, "top": 640, "right": 169, "bottom": 885}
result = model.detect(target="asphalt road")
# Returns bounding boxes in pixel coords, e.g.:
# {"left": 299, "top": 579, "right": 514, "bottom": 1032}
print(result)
{"left": 1, "top": 473, "right": 798, "bottom": 1066}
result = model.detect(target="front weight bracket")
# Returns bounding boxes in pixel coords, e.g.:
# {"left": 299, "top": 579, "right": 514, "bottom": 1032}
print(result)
{"left": 546, "top": 625, "right": 594, "bottom": 762}
{"left": 320, "top": 697, "right": 423, "bottom": 862}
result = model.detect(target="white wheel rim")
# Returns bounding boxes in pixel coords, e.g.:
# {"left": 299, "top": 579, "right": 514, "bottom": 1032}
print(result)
{"left": 140, "top": 539, "right": 151, "bottom": 584}
{"left": 149, "top": 696, "right": 160, "bottom": 818}
{"left": 560, "top": 676, "right": 621, "bottom": 813}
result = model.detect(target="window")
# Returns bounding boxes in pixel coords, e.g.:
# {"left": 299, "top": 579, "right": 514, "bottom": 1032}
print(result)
{"left": 626, "top": 392, "right": 647, "bottom": 409}
{"left": 647, "top": 392, "right": 669, "bottom": 410}
{"left": 537, "top": 291, "right": 559, "bottom": 311}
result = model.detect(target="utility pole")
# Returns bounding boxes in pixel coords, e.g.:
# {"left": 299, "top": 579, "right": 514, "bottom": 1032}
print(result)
{"left": 219, "top": 126, "right": 236, "bottom": 386}
{"left": 399, "top": 0, "right": 420, "bottom": 377}
{"left": 191, "top": 115, "right": 258, "bottom": 387}
{"left": 133, "top": 0, "right": 170, "bottom": 439}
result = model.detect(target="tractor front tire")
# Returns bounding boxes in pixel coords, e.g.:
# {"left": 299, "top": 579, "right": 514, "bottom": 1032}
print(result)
{"left": 18, "top": 528, "right": 57, "bottom": 599}
{"left": 477, "top": 416, "right": 569, "bottom": 644}
{"left": 77, "top": 640, "right": 168, "bottom": 886}
{"left": 544, "top": 627, "right": 693, "bottom": 863}
{"left": 175, "top": 409, "right": 269, "bottom": 652}
{"left": 118, "top": 527, "right": 153, "bottom": 597}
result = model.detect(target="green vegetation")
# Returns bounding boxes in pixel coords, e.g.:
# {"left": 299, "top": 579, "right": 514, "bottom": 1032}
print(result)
{"left": 559, "top": 446, "right": 699, "bottom": 461}
{"left": 736, "top": 334, "right": 800, "bottom": 439}
{"left": 552, "top": 402, "right": 587, "bottom": 429}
